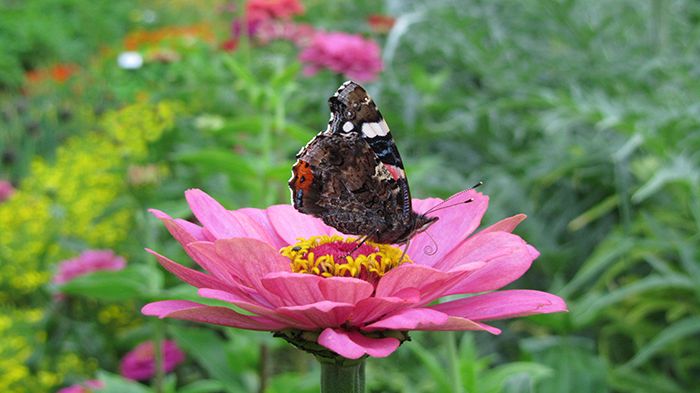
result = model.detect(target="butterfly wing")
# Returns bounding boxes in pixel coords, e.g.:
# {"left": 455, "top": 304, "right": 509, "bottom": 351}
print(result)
{"left": 289, "top": 131, "right": 406, "bottom": 240}
{"left": 327, "top": 81, "right": 412, "bottom": 219}
{"left": 289, "top": 81, "right": 435, "bottom": 244}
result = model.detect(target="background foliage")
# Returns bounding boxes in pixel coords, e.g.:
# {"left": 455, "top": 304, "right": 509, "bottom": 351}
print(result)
{"left": 1, "top": 0, "right": 698, "bottom": 392}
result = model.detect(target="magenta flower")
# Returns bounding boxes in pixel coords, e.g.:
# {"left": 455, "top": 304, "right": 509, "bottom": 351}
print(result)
{"left": 0, "top": 180, "right": 15, "bottom": 203}
{"left": 119, "top": 340, "right": 185, "bottom": 381}
{"left": 254, "top": 21, "right": 316, "bottom": 46}
{"left": 53, "top": 250, "right": 126, "bottom": 285}
{"left": 233, "top": 0, "right": 304, "bottom": 37}
{"left": 299, "top": 32, "right": 383, "bottom": 82}
{"left": 142, "top": 189, "right": 566, "bottom": 360}
{"left": 56, "top": 380, "right": 104, "bottom": 393}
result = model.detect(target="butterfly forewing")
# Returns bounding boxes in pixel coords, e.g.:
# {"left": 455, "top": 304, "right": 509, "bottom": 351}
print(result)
{"left": 289, "top": 81, "right": 437, "bottom": 244}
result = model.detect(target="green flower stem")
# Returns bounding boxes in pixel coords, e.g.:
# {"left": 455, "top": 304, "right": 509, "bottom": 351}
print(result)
{"left": 318, "top": 357, "right": 366, "bottom": 393}
{"left": 446, "top": 332, "right": 464, "bottom": 393}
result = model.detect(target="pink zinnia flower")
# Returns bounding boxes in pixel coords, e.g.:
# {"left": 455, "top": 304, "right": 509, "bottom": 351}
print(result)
{"left": 53, "top": 250, "right": 126, "bottom": 286}
{"left": 56, "top": 379, "right": 104, "bottom": 393}
{"left": 254, "top": 21, "right": 316, "bottom": 46}
{"left": 299, "top": 32, "right": 384, "bottom": 82}
{"left": 0, "top": 180, "right": 15, "bottom": 203}
{"left": 247, "top": 0, "right": 304, "bottom": 24}
{"left": 142, "top": 189, "right": 566, "bottom": 360}
{"left": 119, "top": 340, "right": 185, "bottom": 381}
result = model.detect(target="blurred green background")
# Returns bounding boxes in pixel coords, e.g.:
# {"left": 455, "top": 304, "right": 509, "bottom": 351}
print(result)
{"left": 1, "top": 0, "right": 699, "bottom": 392}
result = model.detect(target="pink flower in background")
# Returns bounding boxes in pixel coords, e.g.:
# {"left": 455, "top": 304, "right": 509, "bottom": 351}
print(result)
{"left": 142, "top": 189, "right": 567, "bottom": 360}
{"left": 0, "top": 180, "right": 15, "bottom": 203}
{"left": 254, "top": 21, "right": 316, "bottom": 46}
{"left": 53, "top": 250, "right": 126, "bottom": 285}
{"left": 234, "top": 0, "right": 305, "bottom": 37}
{"left": 247, "top": 0, "right": 304, "bottom": 25}
{"left": 119, "top": 340, "right": 185, "bottom": 381}
{"left": 299, "top": 32, "right": 383, "bottom": 81}
{"left": 56, "top": 380, "right": 104, "bottom": 393}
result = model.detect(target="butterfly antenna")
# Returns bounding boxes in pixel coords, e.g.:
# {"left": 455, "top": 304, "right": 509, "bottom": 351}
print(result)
{"left": 422, "top": 230, "right": 439, "bottom": 256}
{"left": 424, "top": 181, "right": 483, "bottom": 215}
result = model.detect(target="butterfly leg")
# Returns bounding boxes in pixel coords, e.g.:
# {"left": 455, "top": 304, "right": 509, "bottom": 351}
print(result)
{"left": 346, "top": 235, "right": 370, "bottom": 257}
{"left": 398, "top": 240, "right": 410, "bottom": 264}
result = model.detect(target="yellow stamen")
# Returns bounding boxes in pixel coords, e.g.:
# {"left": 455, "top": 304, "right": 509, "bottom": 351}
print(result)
{"left": 280, "top": 235, "right": 411, "bottom": 279}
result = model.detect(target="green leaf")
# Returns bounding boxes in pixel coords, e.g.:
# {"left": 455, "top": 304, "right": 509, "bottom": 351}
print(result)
{"left": 174, "top": 149, "right": 257, "bottom": 178}
{"left": 573, "top": 274, "right": 695, "bottom": 326}
{"left": 177, "top": 380, "right": 227, "bottom": 393}
{"left": 482, "top": 362, "right": 552, "bottom": 393}
{"left": 521, "top": 336, "right": 608, "bottom": 393}
{"left": 96, "top": 371, "right": 152, "bottom": 393}
{"left": 59, "top": 264, "right": 162, "bottom": 301}
{"left": 168, "top": 325, "right": 248, "bottom": 393}
{"left": 625, "top": 316, "right": 700, "bottom": 368}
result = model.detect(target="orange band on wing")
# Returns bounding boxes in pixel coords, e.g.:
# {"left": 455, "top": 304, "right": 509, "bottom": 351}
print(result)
{"left": 292, "top": 160, "right": 314, "bottom": 191}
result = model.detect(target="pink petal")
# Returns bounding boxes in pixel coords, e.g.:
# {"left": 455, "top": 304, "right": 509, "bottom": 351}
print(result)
{"left": 184, "top": 189, "right": 275, "bottom": 244}
{"left": 276, "top": 301, "right": 354, "bottom": 328}
{"left": 361, "top": 307, "right": 501, "bottom": 334}
{"left": 413, "top": 316, "right": 501, "bottom": 334}
{"left": 198, "top": 288, "right": 313, "bottom": 329}
{"left": 146, "top": 248, "right": 236, "bottom": 293}
{"left": 261, "top": 272, "right": 324, "bottom": 306}
{"left": 363, "top": 308, "right": 448, "bottom": 330}
{"left": 409, "top": 190, "right": 489, "bottom": 267}
{"left": 439, "top": 232, "right": 538, "bottom": 294}
{"left": 149, "top": 209, "right": 207, "bottom": 243}
{"left": 375, "top": 264, "right": 450, "bottom": 299}
{"left": 184, "top": 241, "right": 240, "bottom": 285}
{"left": 375, "top": 263, "right": 484, "bottom": 304}
{"left": 350, "top": 294, "right": 419, "bottom": 325}
{"left": 317, "top": 328, "right": 400, "bottom": 359}
{"left": 238, "top": 207, "right": 287, "bottom": 249}
{"left": 266, "top": 204, "right": 335, "bottom": 244}
{"left": 410, "top": 197, "right": 442, "bottom": 214}
{"left": 431, "top": 290, "right": 567, "bottom": 321}
{"left": 142, "top": 300, "right": 287, "bottom": 330}
{"left": 187, "top": 239, "right": 289, "bottom": 306}
{"left": 480, "top": 214, "right": 527, "bottom": 234}
{"left": 318, "top": 276, "right": 374, "bottom": 305}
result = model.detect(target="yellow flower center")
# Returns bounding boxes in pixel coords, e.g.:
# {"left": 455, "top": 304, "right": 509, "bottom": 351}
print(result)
{"left": 280, "top": 235, "right": 411, "bottom": 281}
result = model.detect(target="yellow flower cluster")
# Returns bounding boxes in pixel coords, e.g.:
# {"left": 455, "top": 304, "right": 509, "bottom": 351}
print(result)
{"left": 281, "top": 235, "right": 412, "bottom": 278}
{"left": 0, "top": 307, "right": 99, "bottom": 392}
{"left": 0, "top": 100, "right": 176, "bottom": 392}
{"left": 0, "top": 101, "right": 176, "bottom": 298}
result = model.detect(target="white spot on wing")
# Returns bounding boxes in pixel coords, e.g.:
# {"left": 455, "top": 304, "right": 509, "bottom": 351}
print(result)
{"left": 343, "top": 121, "right": 354, "bottom": 132}
{"left": 362, "top": 119, "right": 390, "bottom": 138}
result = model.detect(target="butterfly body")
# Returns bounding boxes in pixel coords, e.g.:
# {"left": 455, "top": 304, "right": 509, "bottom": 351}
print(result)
{"left": 289, "top": 81, "right": 437, "bottom": 245}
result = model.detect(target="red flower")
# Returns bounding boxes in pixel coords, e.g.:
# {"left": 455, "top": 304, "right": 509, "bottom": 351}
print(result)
{"left": 367, "top": 14, "right": 396, "bottom": 34}
{"left": 299, "top": 32, "right": 383, "bottom": 81}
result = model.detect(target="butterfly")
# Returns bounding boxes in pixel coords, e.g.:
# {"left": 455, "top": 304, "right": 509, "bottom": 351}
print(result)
{"left": 288, "top": 81, "right": 438, "bottom": 245}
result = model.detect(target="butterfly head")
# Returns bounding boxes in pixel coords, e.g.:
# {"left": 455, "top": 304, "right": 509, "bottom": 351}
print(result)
{"left": 388, "top": 213, "right": 439, "bottom": 245}
{"left": 328, "top": 81, "right": 382, "bottom": 134}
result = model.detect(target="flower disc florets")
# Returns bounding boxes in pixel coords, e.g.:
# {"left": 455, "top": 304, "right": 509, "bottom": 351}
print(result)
{"left": 280, "top": 235, "right": 410, "bottom": 282}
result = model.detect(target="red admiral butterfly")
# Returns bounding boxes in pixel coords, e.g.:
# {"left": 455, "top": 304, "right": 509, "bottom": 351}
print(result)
{"left": 289, "top": 81, "right": 438, "bottom": 245}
